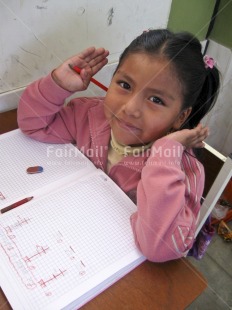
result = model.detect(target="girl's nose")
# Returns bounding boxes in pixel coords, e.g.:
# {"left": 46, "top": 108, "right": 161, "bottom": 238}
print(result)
{"left": 124, "top": 94, "right": 142, "bottom": 118}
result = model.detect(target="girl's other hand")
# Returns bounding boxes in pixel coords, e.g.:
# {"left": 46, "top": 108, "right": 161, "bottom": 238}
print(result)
{"left": 52, "top": 47, "right": 109, "bottom": 92}
{"left": 166, "top": 124, "right": 209, "bottom": 149}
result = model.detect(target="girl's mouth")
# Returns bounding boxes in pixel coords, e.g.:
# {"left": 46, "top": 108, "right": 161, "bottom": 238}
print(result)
{"left": 115, "top": 117, "right": 141, "bottom": 134}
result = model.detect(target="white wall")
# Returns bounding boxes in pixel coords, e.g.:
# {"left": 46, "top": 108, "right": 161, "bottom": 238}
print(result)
{"left": 0, "top": 0, "right": 172, "bottom": 112}
{"left": 203, "top": 40, "right": 232, "bottom": 157}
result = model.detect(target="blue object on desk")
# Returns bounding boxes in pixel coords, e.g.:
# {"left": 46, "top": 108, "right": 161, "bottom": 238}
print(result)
{"left": 26, "top": 166, "right": 43, "bottom": 174}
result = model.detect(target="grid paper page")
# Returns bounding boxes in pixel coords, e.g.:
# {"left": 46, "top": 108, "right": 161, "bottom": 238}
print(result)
{"left": 0, "top": 130, "right": 94, "bottom": 208}
{"left": 0, "top": 171, "right": 143, "bottom": 310}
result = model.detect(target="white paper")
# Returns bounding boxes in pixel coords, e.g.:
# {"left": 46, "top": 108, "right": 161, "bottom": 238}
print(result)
{"left": 0, "top": 130, "right": 94, "bottom": 208}
{"left": 0, "top": 171, "right": 144, "bottom": 310}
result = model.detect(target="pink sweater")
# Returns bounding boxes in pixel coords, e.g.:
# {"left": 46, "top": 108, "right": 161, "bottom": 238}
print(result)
{"left": 17, "top": 74, "right": 205, "bottom": 262}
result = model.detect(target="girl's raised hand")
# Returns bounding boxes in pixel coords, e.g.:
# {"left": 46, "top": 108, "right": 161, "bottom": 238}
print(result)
{"left": 166, "top": 124, "right": 209, "bottom": 149}
{"left": 52, "top": 47, "right": 109, "bottom": 92}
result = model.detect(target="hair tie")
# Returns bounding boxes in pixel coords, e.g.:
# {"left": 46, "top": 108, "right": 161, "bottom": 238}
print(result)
{"left": 203, "top": 55, "right": 216, "bottom": 69}
{"left": 142, "top": 28, "right": 153, "bottom": 33}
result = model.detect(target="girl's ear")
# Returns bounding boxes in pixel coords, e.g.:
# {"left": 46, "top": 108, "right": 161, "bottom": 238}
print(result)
{"left": 173, "top": 107, "right": 192, "bottom": 130}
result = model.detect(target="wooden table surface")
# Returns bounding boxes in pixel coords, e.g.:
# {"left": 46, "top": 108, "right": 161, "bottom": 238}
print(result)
{"left": 0, "top": 109, "right": 207, "bottom": 310}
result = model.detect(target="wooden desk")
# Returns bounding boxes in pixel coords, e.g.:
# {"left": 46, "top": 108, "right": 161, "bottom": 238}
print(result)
{"left": 0, "top": 109, "right": 207, "bottom": 310}
{"left": 0, "top": 109, "right": 18, "bottom": 134}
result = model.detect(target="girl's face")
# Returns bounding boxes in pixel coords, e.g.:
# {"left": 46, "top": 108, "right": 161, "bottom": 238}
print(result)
{"left": 104, "top": 53, "right": 188, "bottom": 146}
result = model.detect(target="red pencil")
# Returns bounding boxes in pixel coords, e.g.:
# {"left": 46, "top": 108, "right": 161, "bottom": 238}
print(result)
{"left": 1, "top": 196, "right": 33, "bottom": 214}
{"left": 69, "top": 64, "right": 108, "bottom": 92}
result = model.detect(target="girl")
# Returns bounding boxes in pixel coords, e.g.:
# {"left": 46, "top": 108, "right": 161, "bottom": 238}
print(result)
{"left": 18, "top": 29, "right": 220, "bottom": 262}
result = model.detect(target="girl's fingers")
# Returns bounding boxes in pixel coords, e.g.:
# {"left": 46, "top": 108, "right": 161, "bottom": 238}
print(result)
{"left": 166, "top": 123, "right": 210, "bottom": 148}
{"left": 87, "top": 51, "right": 109, "bottom": 74}
{"left": 190, "top": 125, "right": 209, "bottom": 148}
{"left": 79, "top": 56, "right": 108, "bottom": 84}
{"left": 80, "top": 47, "right": 109, "bottom": 64}
{"left": 69, "top": 48, "right": 109, "bottom": 78}
{"left": 78, "top": 47, "right": 97, "bottom": 61}
{"left": 194, "top": 124, "right": 209, "bottom": 140}
{"left": 67, "top": 47, "right": 108, "bottom": 68}
{"left": 91, "top": 57, "right": 109, "bottom": 75}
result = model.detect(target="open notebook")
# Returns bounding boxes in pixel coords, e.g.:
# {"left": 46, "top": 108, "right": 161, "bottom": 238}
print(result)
{"left": 0, "top": 130, "right": 145, "bottom": 310}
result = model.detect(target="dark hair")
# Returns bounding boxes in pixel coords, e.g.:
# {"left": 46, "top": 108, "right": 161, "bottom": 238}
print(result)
{"left": 115, "top": 29, "right": 220, "bottom": 129}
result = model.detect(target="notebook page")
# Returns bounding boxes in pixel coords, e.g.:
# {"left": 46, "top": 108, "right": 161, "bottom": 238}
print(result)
{"left": 58, "top": 250, "right": 145, "bottom": 310}
{"left": 0, "top": 129, "right": 95, "bottom": 208}
{"left": 0, "top": 170, "right": 143, "bottom": 310}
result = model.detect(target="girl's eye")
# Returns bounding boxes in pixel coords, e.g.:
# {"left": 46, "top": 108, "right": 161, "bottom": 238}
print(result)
{"left": 119, "top": 81, "right": 130, "bottom": 90}
{"left": 150, "top": 96, "right": 164, "bottom": 105}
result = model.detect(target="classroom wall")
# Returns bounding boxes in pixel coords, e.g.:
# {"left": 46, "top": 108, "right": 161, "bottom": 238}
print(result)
{"left": 209, "top": 0, "right": 232, "bottom": 48}
{"left": 0, "top": 0, "right": 172, "bottom": 111}
{"left": 167, "top": 0, "right": 216, "bottom": 40}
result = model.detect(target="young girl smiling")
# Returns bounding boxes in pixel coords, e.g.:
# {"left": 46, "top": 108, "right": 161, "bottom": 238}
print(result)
{"left": 18, "top": 29, "right": 220, "bottom": 262}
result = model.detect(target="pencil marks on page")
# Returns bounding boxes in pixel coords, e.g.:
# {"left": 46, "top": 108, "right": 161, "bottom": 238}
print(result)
{"left": 0, "top": 217, "right": 87, "bottom": 297}
{"left": 0, "top": 192, "right": 6, "bottom": 200}
{"left": 0, "top": 173, "right": 137, "bottom": 308}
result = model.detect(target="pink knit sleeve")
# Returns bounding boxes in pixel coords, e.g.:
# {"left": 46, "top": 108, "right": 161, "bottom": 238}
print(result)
{"left": 130, "top": 137, "right": 205, "bottom": 262}
{"left": 17, "top": 73, "right": 76, "bottom": 143}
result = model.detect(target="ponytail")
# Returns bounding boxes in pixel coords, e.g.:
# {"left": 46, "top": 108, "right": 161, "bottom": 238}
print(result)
{"left": 183, "top": 66, "right": 220, "bottom": 129}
